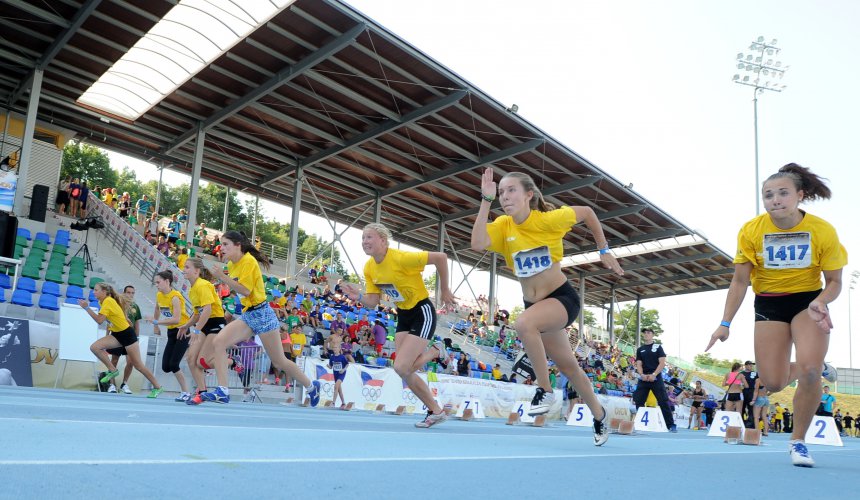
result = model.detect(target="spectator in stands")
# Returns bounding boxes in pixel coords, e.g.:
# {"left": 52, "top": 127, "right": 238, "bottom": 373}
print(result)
{"left": 689, "top": 380, "right": 707, "bottom": 430}
{"left": 328, "top": 341, "right": 349, "bottom": 409}
{"left": 774, "top": 403, "right": 785, "bottom": 432}
{"left": 632, "top": 328, "right": 677, "bottom": 432}
{"left": 56, "top": 176, "right": 71, "bottom": 215}
{"left": 509, "top": 373, "right": 518, "bottom": 384}
{"left": 147, "top": 211, "right": 160, "bottom": 238}
{"left": 492, "top": 363, "right": 502, "bottom": 381}
{"left": 167, "top": 214, "right": 181, "bottom": 244}
{"left": 177, "top": 208, "right": 187, "bottom": 232}
{"left": 723, "top": 362, "right": 749, "bottom": 415}
{"left": 300, "top": 294, "right": 313, "bottom": 313}
{"left": 117, "top": 192, "right": 131, "bottom": 221}
{"left": 371, "top": 319, "right": 387, "bottom": 355}
{"left": 175, "top": 248, "right": 188, "bottom": 273}
{"left": 457, "top": 353, "right": 472, "bottom": 378}
{"left": 102, "top": 187, "right": 114, "bottom": 208}
{"left": 200, "top": 230, "right": 320, "bottom": 406}
{"left": 156, "top": 235, "right": 169, "bottom": 256}
{"left": 308, "top": 304, "right": 322, "bottom": 329}
{"left": 326, "top": 326, "right": 344, "bottom": 357}
{"left": 135, "top": 194, "right": 150, "bottom": 226}
{"left": 82, "top": 283, "right": 163, "bottom": 398}
{"left": 149, "top": 270, "right": 192, "bottom": 402}
{"left": 523, "top": 375, "right": 534, "bottom": 385}
{"left": 69, "top": 178, "right": 81, "bottom": 218}
{"left": 330, "top": 312, "right": 346, "bottom": 333}
{"left": 77, "top": 181, "right": 90, "bottom": 218}
{"left": 818, "top": 385, "right": 836, "bottom": 417}
{"left": 235, "top": 338, "right": 261, "bottom": 402}
{"left": 309, "top": 265, "right": 318, "bottom": 284}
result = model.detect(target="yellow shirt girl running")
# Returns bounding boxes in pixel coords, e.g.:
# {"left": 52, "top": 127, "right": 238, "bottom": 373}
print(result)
{"left": 707, "top": 163, "right": 847, "bottom": 467}
{"left": 150, "top": 270, "right": 191, "bottom": 401}
{"left": 471, "top": 168, "right": 624, "bottom": 446}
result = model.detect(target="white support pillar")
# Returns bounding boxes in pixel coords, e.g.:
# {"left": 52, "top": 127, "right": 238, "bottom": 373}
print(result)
{"left": 578, "top": 271, "right": 586, "bottom": 336}
{"left": 287, "top": 167, "right": 303, "bottom": 277}
{"left": 13, "top": 69, "right": 43, "bottom": 215}
{"left": 636, "top": 295, "right": 642, "bottom": 348}
{"left": 435, "top": 221, "right": 444, "bottom": 305}
{"left": 488, "top": 253, "right": 497, "bottom": 321}
{"left": 222, "top": 186, "right": 229, "bottom": 232}
{"left": 187, "top": 126, "right": 204, "bottom": 239}
{"left": 251, "top": 195, "right": 259, "bottom": 241}
{"left": 155, "top": 162, "right": 164, "bottom": 215}
{"left": 608, "top": 285, "right": 616, "bottom": 346}
{"left": 374, "top": 194, "right": 382, "bottom": 223}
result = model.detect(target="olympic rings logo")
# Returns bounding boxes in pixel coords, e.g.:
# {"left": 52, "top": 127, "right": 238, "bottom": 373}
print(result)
{"left": 362, "top": 387, "right": 382, "bottom": 401}
{"left": 322, "top": 382, "right": 333, "bottom": 397}
{"left": 402, "top": 390, "right": 417, "bottom": 404}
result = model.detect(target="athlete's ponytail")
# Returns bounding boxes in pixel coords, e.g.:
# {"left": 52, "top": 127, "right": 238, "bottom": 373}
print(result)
{"left": 222, "top": 230, "right": 270, "bottom": 269}
{"left": 500, "top": 172, "right": 556, "bottom": 212}
{"left": 766, "top": 163, "right": 832, "bottom": 202}
{"left": 186, "top": 257, "right": 212, "bottom": 281}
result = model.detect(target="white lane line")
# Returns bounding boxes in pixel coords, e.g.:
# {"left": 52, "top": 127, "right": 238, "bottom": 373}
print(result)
{"left": 1, "top": 448, "right": 853, "bottom": 466}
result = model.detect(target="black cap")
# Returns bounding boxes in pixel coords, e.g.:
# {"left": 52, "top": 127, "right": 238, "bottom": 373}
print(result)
{"left": 745, "top": 360, "right": 755, "bottom": 365}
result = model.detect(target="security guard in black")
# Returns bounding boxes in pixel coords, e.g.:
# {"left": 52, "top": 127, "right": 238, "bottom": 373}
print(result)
{"left": 632, "top": 329, "right": 676, "bottom": 429}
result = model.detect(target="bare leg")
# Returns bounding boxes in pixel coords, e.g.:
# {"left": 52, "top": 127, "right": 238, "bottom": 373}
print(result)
{"left": 393, "top": 332, "right": 443, "bottom": 415}
{"left": 543, "top": 329, "right": 606, "bottom": 421}
{"left": 124, "top": 342, "right": 161, "bottom": 388}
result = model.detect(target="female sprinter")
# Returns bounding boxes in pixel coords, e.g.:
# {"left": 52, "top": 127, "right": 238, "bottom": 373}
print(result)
{"left": 83, "top": 282, "right": 163, "bottom": 398}
{"left": 706, "top": 163, "right": 847, "bottom": 467}
{"left": 471, "top": 168, "right": 624, "bottom": 446}
{"left": 147, "top": 270, "right": 191, "bottom": 402}
{"left": 180, "top": 258, "right": 240, "bottom": 405}
{"left": 341, "top": 223, "right": 456, "bottom": 428}
{"left": 200, "top": 231, "right": 320, "bottom": 405}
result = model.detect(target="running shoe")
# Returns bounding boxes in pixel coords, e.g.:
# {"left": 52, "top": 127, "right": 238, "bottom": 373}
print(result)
{"left": 432, "top": 340, "right": 446, "bottom": 360}
{"left": 230, "top": 354, "right": 244, "bottom": 374}
{"left": 147, "top": 387, "right": 163, "bottom": 399}
{"left": 99, "top": 370, "right": 120, "bottom": 384}
{"left": 527, "top": 387, "right": 555, "bottom": 416}
{"left": 186, "top": 392, "right": 205, "bottom": 405}
{"left": 789, "top": 441, "right": 815, "bottom": 467}
{"left": 822, "top": 362, "right": 837, "bottom": 383}
{"left": 593, "top": 406, "right": 609, "bottom": 447}
{"left": 415, "top": 410, "right": 448, "bottom": 428}
{"left": 307, "top": 381, "right": 321, "bottom": 407}
{"left": 175, "top": 392, "right": 191, "bottom": 403}
{"left": 120, "top": 383, "right": 133, "bottom": 395}
{"left": 200, "top": 386, "right": 230, "bottom": 404}
{"left": 107, "top": 384, "right": 117, "bottom": 394}
{"left": 669, "top": 424, "right": 678, "bottom": 433}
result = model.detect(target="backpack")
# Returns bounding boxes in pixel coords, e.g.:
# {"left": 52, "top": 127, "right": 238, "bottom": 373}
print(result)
{"left": 97, "top": 372, "right": 110, "bottom": 392}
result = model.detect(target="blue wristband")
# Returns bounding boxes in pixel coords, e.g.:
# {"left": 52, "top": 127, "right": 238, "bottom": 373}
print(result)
{"left": 599, "top": 246, "right": 610, "bottom": 255}
{"left": 720, "top": 321, "right": 731, "bottom": 328}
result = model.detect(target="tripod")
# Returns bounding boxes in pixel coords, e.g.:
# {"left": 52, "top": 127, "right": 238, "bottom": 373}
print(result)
{"left": 72, "top": 221, "right": 94, "bottom": 272}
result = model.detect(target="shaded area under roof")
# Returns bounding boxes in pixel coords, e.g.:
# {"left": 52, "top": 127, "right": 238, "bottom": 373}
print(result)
{"left": 0, "top": 0, "right": 735, "bottom": 306}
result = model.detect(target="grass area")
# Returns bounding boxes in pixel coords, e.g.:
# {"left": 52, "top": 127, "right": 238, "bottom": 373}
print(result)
{"left": 688, "top": 370, "right": 860, "bottom": 417}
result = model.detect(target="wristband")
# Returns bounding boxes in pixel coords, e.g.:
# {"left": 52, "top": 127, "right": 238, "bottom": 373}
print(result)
{"left": 192, "top": 328, "right": 201, "bottom": 335}
{"left": 720, "top": 320, "right": 731, "bottom": 328}
{"left": 153, "top": 320, "right": 159, "bottom": 326}
{"left": 598, "top": 246, "right": 610, "bottom": 255}
{"left": 480, "top": 193, "right": 495, "bottom": 203}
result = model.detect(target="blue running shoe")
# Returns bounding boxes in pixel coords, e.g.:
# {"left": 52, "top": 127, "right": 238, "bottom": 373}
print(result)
{"left": 307, "top": 380, "right": 321, "bottom": 407}
{"left": 200, "top": 386, "right": 230, "bottom": 404}
{"left": 789, "top": 441, "right": 814, "bottom": 467}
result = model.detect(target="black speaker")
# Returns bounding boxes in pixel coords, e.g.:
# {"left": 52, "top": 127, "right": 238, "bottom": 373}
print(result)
{"left": 0, "top": 211, "right": 18, "bottom": 259}
{"left": 29, "top": 184, "right": 49, "bottom": 222}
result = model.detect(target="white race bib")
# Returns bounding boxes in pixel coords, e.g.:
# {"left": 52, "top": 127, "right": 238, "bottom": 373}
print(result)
{"left": 292, "top": 344, "right": 302, "bottom": 352}
{"left": 512, "top": 246, "right": 552, "bottom": 278}
{"left": 762, "top": 232, "right": 812, "bottom": 269}
{"left": 160, "top": 307, "right": 173, "bottom": 318}
{"left": 333, "top": 362, "right": 343, "bottom": 372}
{"left": 377, "top": 283, "right": 405, "bottom": 303}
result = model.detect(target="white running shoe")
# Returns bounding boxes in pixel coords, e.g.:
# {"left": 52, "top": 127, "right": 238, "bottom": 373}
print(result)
{"left": 107, "top": 384, "right": 117, "bottom": 394}
{"left": 120, "top": 383, "right": 133, "bottom": 395}
{"left": 527, "top": 387, "right": 555, "bottom": 416}
{"left": 593, "top": 406, "right": 609, "bottom": 447}
{"left": 822, "top": 362, "right": 837, "bottom": 383}
{"left": 415, "top": 410, "right": 448, "bottom": 428}
{"left": 789, "top": 441, "right": 815, "bottom": 467}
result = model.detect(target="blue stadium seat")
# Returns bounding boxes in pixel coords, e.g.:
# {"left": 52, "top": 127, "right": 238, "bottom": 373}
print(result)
{"left": 41, "top": 281, "right": 61, "bottom": 297}
{"left": 10, "top": 289, "right": 33, "bottom": 307}
{"left": 376, "top": 357, "right": 388, "bottom": 367}
{"left": 16, "top": 228, "right": 31, "bottom": 240}
{"left": 35, "top": 232, "right": 51, "bottom": 244}
{"left": 66, "top": 285, "right": 85, "bottom": 300}
{"left": 88, "top": 289, "right": 96, "bottom": 301}
{"left": 89, "top": 299, "right": 100, "bottom": 309}
{"left": 38, "top": 294, "right": 59, "bottom": 311}
{"left": 0, "top": 274, "right": 10, "bottom": 290}
{"left": 64, "top": 297, "right": 80, "bottom": 306}
{"left": 0, "top": 289, "right": 5, "bottom": 302}
{"left": 17, "top": 277, "right": 37, "bottom": 293}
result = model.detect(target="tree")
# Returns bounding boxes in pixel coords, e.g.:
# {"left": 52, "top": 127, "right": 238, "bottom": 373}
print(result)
{"left": 693, "top": 353, "right": 739, "bottom": 370}
{"left": 509, "top": 305, "right": 524, "bottom": 323}
{"left": 613, "top": 304, "right": 662, "bottom": 344}
{"left": 60, "top": 141, "right": 116, "bottom": 189}
{"left": 423, "top": 272, "right": 437, "bottom": 291}
{"left": 582, "top": 309, "right": 597, "bottom": 327}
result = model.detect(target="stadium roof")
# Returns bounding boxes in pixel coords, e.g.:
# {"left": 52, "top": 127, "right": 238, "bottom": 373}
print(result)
{"left": 0, "top": 0, "right": 735, "bottom": 306}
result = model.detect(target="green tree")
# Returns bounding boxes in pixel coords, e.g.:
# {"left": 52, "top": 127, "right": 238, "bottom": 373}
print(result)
{"left": 509, "top": 305, "right": 524, "bottom": 323}
{"left": 423, "top": 272, "right": 437, "bottom": 291}
{"left": 693, "top": 353, "right": 739, "bottom": 370}
{"left": 60, "top": 141, "right": 116, "bottom": 189}
{"left": 193, "top": 183, "right": 246, "bottom": 231}
{"left": 613, "top": 304, "right": 662, "bottom": 344}
{"left": 582, "top": 309, "right": 597, "bottom": 327}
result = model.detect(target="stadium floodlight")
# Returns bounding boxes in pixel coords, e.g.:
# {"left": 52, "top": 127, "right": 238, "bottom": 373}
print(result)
{"left": 732, "top": 36, "right": 788, "bottom": 215}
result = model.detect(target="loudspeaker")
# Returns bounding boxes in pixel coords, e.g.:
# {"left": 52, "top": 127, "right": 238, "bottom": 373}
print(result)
{"left": 0, "top": 211, "right": 18, "bottom": 259}
{"left": 29, "top": 184, "right": 49, "bottom": 222}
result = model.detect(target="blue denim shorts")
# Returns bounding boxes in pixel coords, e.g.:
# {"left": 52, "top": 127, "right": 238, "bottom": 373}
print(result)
{"left": 238, "top": 303, "right": 279, "bottom": 335}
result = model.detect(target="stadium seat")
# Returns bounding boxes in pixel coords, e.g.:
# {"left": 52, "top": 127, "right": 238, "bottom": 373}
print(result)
{"left": 35, "top": 232, "right": 51, "bottom": 243}
{"left": 38, "top": 294, "right": 59, "bottom": 311}
{"left": 41, "top": 281, "right": 62, "bottom": 297}
{"left": 66, "top": 285, "right": 85, "bottom": 300}
{"left": 10, "top": 289, "right": 33, "bottom": 307}
{"left": 88, "top": 289, "right": 96, "bottom": 301}
{"left": 88, "top": 276, "right": 104, "bottom": 288}
{"left": 64, "top": 297, "right": 80, "bottom": 306}
{"left": 17, "top": 277, "right": 37, "bottom": 293}
{"left": 16, "top": 228, "right": 31, "bottom": 240}
{"left": 0, "top": 289, "right": 5, "bottom": 302}
{"left": 0, "top": 274, "right": 10, "bottom": 290}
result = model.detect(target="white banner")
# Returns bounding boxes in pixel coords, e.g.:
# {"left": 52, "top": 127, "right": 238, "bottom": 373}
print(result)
{"left": 302, "top": 357, "right": 564, "bottom": 418}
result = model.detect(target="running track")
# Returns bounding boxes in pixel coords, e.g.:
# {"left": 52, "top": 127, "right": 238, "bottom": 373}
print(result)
{"left": 1, "top": 386, "right": 858, "bottom": 499}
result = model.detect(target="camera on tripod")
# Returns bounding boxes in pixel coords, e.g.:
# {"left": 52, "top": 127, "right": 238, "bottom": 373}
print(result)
{"left": 70, "top": 216, "right": 104, "bottom": 231}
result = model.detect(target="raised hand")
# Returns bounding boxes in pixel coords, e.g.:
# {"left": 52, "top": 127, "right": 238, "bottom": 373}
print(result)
{"left": 482, "top": 168, "right": 497, "bottom": 199}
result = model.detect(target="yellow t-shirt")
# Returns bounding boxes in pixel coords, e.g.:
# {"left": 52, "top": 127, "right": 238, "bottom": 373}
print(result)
{"left": 774, "top": 406, "right": 784, "bottom": 420}
{"left": 363, "top": 248, "right": 428, "bottom": 310}
{"left": 156, "top": 289, "right": 190, "bottom": 326}
{"left": 289, "top": 332, "right": 307, "bottom": 358}
{"left": 176, "top": 253, "right": 188, "bottom": 271}
{"left": 734, "top": 212, "right": 848, "bottom": 294}
{"left": 485, "top": 207, "right": 577, "bottom": 277}
{"left": 492, "top": 368, "right": 502, "bottom": 380}
{"left": 101, "top": 296, "right": 130, "bottom": 332}
{"left": 188, "top": 278, "right": 224, "bottom": 318}
{"left": 227, "top": 252, "right": 266, "bottom": 309}
{"left": 104, "top": 192, "right": 114, "bottom": 205}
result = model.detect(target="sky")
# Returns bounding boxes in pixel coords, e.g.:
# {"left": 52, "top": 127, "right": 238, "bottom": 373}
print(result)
{"left": 107, "top": 0, "right": 859, "bottom": 369}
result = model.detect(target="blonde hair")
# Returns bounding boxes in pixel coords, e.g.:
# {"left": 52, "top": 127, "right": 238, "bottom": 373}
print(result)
{"left": 186, "top": 257, "right": 212, "bottom": 281}
{"left": 363, "top": 223, "right": 392, "bottom": 244}
{"left": 95, "top": 282, "right": 130, "bottom": 317}
{"left": 500, "top": 172, "right": 556, "bottom": 212}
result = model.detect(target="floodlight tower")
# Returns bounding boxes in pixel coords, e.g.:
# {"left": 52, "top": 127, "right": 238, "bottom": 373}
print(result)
{"left": 733, "top": 36, "right": 788, "bottom": 215}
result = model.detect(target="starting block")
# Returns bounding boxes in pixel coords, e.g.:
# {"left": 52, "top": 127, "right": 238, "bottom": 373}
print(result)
{"left": 724, "top": 426, "right": 743, "bottom": 444}
{"left": 375, "top": 404, "right": 386, "bottom": 412}
{"left": 323, "top": 400, "right": 333, "bottom": 408}
{"left": 285, "top": 397, "right": 294, "bottom": 404}
{"left": 461, "top": 408, "right": 474, "bottom": 421}
{"left": 302, "top": 397, "right": 310, "bottom": 407}
{"left": 344, "top": 402, "right": 354, "bottom": 411}
{"left": 533, "top": 415, "right": 547, "bottom": 427}
{"left": 393, "top": 405, "right": 406, "bottom": 415}
{"left": 609, "top": 418, "right": 622, "bottom": 432}
{"left": 506, "top": 412, "right": 520, "bottom": 425}
{"left": 505, "top": 411, "right": 547, "bottom": 427}
{"left": 742, "top": 428, "right": 762, "bottom": 446}
{"left": 617, "top": 420, "right": 635, "bottom": 435}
